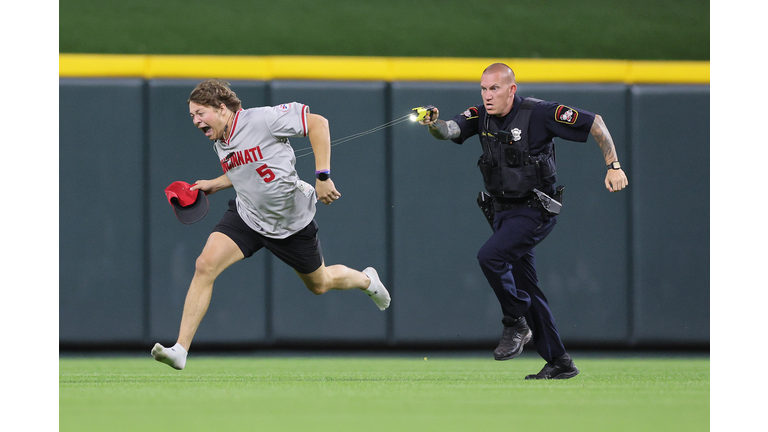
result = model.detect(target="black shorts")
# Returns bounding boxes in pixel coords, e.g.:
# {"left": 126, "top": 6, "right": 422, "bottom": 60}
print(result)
{"left": 213, "top": 199, "right": 323, "bottom": 274}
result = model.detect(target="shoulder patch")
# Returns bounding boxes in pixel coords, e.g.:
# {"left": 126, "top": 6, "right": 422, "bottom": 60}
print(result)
{"left": 461, "top": 107, "right": 479, "bottom": 120}
{"left": 555, "top": 105, "right": 578, "bottom": 124}
{"left": 277, "top": 103, "right": 291, "bottom": 112}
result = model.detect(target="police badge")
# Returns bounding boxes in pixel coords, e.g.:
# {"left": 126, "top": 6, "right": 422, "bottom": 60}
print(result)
{"left": 555, "top": 105, "right": 578, "bottom": 124}
{"left": 461, "top": 107, "right": 479, "bottom": 120}
{"left": 510, "top": 128, "right": 522, "bottom": 142}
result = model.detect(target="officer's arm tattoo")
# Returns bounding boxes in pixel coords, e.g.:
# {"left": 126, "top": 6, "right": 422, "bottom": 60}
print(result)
{"left": 590, "top": 115, "right": 619, "bottom": 164}
{"left": 428, "top": 119, "right": 461, "bottom": 140}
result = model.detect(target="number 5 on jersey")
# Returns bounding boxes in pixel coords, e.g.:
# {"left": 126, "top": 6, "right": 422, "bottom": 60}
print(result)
{"left": 256, "top": 164, "right": 275, "bottom": 183}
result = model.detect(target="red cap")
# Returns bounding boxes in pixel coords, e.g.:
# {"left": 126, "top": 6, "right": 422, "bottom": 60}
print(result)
{"left": 164, "top": 181, "right": 209, "bottom": 225}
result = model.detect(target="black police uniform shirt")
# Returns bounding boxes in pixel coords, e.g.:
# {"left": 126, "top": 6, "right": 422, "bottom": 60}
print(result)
{"left": 450, "top": 94, "right": 596, "bottom": 196}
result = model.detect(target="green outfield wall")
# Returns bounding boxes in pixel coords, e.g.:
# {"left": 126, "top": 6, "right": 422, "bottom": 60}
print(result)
{"left": 59, "top": 58, "right": 709, "bottom": 350}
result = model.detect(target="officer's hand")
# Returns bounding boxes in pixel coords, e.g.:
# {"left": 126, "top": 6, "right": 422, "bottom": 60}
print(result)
{"left": 419, "top": 107, "right": 440, "bottom": 126}
{"left": 605, "top": 169, "right": 628, "bottom": 192}
{"left": 316, "top": 178, "right": 341, "bottom": 205}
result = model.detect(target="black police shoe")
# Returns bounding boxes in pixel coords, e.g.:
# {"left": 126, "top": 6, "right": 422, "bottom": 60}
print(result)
{"left": 525, "top": 353, "right": 580, "bottom": 380}
{"left": 493, "top": 316, "right": 532, "bottom": 361}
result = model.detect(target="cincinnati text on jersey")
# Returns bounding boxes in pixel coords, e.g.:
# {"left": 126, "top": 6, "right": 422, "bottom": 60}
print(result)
{"left": 221, "top": 146, "right": 264, "bottom": 173}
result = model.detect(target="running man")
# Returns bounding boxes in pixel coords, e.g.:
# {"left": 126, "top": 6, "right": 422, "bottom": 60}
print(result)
{"left": 152, "top": 79, "right": 390, "bottom": 370}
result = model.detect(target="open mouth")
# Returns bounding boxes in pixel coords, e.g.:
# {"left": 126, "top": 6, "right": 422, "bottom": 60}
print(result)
{"left": 200, "top": 126, "right": 212, "bottom": 136}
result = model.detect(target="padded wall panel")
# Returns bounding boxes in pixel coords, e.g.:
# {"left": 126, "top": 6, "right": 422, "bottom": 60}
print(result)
{"left": 59, "top": 79, "right": 146, "bottom": 343}
{"left": 390, "top": 82, "right": 496, "bottom": 344}
{"left": 630, "top": 85, "right": 710, "bottom": 344}
{"left": 267, "top": 81, "right": 389, "bottom": 343}
{"left": 520, "top": 84, "right": 630, "bottom": 344}
{"left": 146, "top": 80, "right": 270, "bottom": 345}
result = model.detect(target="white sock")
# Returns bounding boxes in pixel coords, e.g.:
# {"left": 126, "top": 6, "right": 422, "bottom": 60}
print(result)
{"left": 151, "top": 342, "right": 187, "bottom": 370}
{"left": 363, "top": 267, "right": 391, "bottom": 311}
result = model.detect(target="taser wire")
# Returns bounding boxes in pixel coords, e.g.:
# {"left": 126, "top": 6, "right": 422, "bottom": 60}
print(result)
{"left": 293, "top": 114, "right": 413, "bottom": 159}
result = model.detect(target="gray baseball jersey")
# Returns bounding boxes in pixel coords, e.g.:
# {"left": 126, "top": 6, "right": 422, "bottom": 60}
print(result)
{"left": 213, "top": 102, "right": 316, "bottom": 239}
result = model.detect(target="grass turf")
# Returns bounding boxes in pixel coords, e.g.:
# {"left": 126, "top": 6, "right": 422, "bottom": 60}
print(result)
{"left": 60, "top": 354, "right": 709, "bottom": 431}
{"left": 59, "top": 0, "right": 709, "bottom": 60}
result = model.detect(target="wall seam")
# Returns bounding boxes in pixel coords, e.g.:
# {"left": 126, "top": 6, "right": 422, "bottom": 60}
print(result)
{"left": 625, "top": 85, "right": 636, "bottom": 347}
{"left": 384, "top": 82, "right": 396, "bottom": 346}
{"left": 141, "top": 80, "right": 152, "bottom": 345}
{"left": 264, "top": 82, "right": 274, "bottom": 346}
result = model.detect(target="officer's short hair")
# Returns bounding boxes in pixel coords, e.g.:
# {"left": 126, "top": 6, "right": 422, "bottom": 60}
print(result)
{"left": 483, "top": 63, "right": 516, "bottom": 83}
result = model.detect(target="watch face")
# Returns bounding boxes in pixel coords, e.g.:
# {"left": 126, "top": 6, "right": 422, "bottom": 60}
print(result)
{"left": 316, "top": 173, "right": 330, "bottom": 181}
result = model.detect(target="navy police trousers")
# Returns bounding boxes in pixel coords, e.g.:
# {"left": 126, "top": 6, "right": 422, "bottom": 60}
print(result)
{"left": 477, "top": 206, "right": 566, "bottom": 362}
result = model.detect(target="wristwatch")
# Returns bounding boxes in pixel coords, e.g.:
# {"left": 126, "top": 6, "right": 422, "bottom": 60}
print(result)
{"left": 315, "top": 170, "right": 330, "bottom": 181}
{"left": 607, "top": 161, "right": 621, "bottom": 170}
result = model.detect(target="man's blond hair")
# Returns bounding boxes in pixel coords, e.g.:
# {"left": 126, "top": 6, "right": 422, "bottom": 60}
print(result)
{"left": 188, "top": 79, "right": 242, "bottom": 112}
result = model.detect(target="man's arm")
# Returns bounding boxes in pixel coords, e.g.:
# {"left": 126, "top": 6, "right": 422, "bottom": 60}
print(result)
{"left": 307, "top": 113, "right": 341, "bottom": 205}
{"left": 419, "top": 107, "right": 461, "bottom": 140}
{"left": 590, "top": 114, "right": 629, "bottom": 192}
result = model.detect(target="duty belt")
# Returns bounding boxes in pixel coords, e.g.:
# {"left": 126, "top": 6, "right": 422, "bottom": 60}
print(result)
{"left": 492, "top": 196, "right": 541, "bottom": 212}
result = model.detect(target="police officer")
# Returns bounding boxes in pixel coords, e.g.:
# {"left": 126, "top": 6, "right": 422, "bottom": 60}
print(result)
{"left": 420, "top": 63, "right": 628, "bottom": 379}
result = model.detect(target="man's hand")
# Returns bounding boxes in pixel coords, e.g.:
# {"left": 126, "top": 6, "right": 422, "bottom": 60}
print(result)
{"left": 418, "top": 107, "right": 440, "bottom": 126}
{"left": 605, "top": 169, "right": 628, "bottom": 192}
{"left": 316, "top": 178, "right": 341, "bottom": 205}
{"left": 419, "top": 107, "right": 461, "bottom": 140}
{"left": 190, "top": 174, "right": 232, "bottom": 195}
{"left": 591, "top": 114, "right": 629, "bottom": 193}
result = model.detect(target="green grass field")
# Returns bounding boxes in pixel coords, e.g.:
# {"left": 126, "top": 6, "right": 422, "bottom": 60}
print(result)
{"left": 59, "top": 353, "right": 709, "bottom": 432}
{"left": 59, "top": 0, "right": 709, "bottom": 60}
